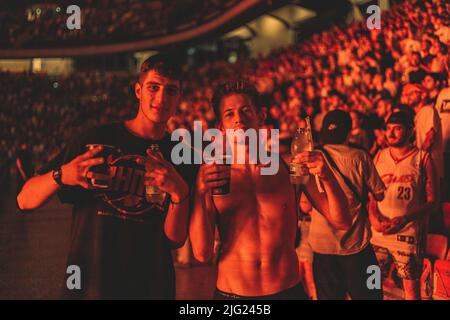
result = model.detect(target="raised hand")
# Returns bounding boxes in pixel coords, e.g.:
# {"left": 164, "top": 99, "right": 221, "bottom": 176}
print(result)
{"left": 139, "top": 149, "right": 189, "bottom": 203}
{"left": 292, "top": 150, "right": 332, "bottom": 181}
{"left": 61, "top": 145, "right": 104, "bottom": 189}
{"left": 196, "top": 163, "right": 230, "bottom": 196}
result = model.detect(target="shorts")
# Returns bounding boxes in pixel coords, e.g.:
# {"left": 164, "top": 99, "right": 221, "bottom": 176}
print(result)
{"left": 213, "top": 283, "right": 309, "bottom": 300}
{"left": 373, "top": 245, "right": 423, "bottom": 280}
{"left": 296, "top": 220, "right": 313, "bottom": 263}
{"left": 313, "top": 245, "right": 383, "bottom": 300}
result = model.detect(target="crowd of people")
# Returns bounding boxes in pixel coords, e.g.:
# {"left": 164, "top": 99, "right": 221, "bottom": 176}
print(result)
{"left": 2, "top": 0, "right": 450, "bottom": 300}
{"left": 0, "top": 71, "right": 136, "bottom": 171}
{"left": 1, "top": 0, "right": 237, "bottom": 48}
{"left": 177, "top": 0, "right": 449, "bottom": 150}
{"left": 2, "top": 0, "right": 448, "bottom": 174}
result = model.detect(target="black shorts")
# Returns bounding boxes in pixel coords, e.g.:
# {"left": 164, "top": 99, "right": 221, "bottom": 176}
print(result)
{"left": 313, "top": 244, "right": 383, "bottom": 300}
{"left": 213, "top": 283, "right": 309, "bottom": 300}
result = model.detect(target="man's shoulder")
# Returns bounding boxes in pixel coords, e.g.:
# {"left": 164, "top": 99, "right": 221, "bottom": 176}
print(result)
{"left": 438, "top": 87, "right": 450, "bottom": 96}
{"left": 438, "top": 87, "right": 450, "bottom": 98}
{"left": 418, "top": 104, "right": 436, "bottom": 115}
{"left": 324, "top": 144, "right": 369, "bottom": 160}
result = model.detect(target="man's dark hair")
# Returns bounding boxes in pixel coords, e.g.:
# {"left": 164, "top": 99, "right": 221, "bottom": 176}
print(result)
{"left": 386, "top": 111, "right": 414, "bottom": 131}
{"left": 211, "top": 80, "right": 261, "bottom": 119}
{"left": 139, "top": 53, "right": 183, "bottom": 85}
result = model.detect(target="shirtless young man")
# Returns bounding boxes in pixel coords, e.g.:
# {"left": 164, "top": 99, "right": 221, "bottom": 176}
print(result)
{"left": 189, "top": 80, "right": 351, "bottom": 300}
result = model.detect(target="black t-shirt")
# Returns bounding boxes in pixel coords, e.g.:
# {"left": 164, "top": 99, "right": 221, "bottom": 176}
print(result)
{"left": 38, "top": 122, "right": 197, "bottom": 299}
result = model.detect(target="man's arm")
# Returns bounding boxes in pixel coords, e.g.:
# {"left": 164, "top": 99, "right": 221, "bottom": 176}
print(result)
{"left": 16, "top": 158, "right": 27, "bottom": 181}
{"left": 307, "top": 171, "right": 352, "bottom": 231}
{"left": 141, "top": 151, "right": 191, "bottom": 249}
{"left": 189, "top": 188, "right": 216, "bottom": 263}
{"left": 17, "top": 146, "right": 104, "bottom": 210}
{"left": 366, "top": 151, "right": 388, "bottom": 231}
{"left": 405, "top": 155, "right": 439, "bottom": 222}
{"left": 364, "top": 151, "right": 385, "bottom": 202}
{"left": 164, "top": 191, "right": 190, "bottom": 249}
{"left": 368, "top": 194, "right": 390, "bottom": 232}
{"left": 17, "top": 171, "right": 60, "bottom": 210}
{"left": 189, "top": 164, "right": 229, "bottom": 263}
{"left": 422, "top": 128, "right": 435, "bottom": 152}
{"left": 296, "top": 151, "right": 352, "bottom": 231}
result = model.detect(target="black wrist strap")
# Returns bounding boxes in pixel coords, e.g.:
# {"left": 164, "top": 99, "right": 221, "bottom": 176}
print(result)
{"left": 52, "top": 167, "right": 63, "bottom": 186}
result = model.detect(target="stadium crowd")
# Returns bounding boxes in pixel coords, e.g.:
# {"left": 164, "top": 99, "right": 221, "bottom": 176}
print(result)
{"left": 2, "top": 0, "right": 448, "bottom": 169}
{"left": 1, "top": 0, "right": 449, "bottom": 300}
{"left": 1, "top": 0, "right": 238, "bottom": 48}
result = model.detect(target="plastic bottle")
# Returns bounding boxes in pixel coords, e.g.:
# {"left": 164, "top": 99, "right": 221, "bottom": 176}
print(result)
{"left": 145, "top": 144, "right": 166, "bottom": 204}
{"left": 290, "top": 119, "right": 313, "bottom": 185}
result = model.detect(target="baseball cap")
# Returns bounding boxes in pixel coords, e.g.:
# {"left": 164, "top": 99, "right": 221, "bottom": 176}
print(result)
{"left": 386, "top": 111, "right": 414, "bottom": 129}
{"left": 321, "top": 110, "right": 352, "bottom": 144}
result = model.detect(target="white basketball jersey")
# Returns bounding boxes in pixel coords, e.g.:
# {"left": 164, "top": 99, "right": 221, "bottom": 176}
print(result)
{"left": 371, "top": 147, "right": 428, "bottom": 253}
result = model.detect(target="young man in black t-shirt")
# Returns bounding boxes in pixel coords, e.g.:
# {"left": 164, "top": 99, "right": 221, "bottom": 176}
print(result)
{"left": 17, "top": 54, "right": 196, "bottom": 299}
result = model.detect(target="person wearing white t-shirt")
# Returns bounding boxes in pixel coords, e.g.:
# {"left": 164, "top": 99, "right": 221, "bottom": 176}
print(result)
{"left": 370, "top": 112, "right": 439, "bottom": 300}
{"left": 435, "top": 86, "right": 450, "bottom": 201}
{"left": 402, "top": 83, "right": 443, "bottom": 180}
{"left": 309, "top": 110, "right": 385, "bottom": 300}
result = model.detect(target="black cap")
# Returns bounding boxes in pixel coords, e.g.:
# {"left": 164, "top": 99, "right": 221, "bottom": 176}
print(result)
{"left": 321, "top": 110, "right": 352, "bottom": 144}
{"left": 386, "top": 111, "right": 414, "bottom": 129}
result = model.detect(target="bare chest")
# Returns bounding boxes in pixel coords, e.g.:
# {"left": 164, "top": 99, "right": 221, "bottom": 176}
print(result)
{"left": 212, "top": 165, "right": 297, "bottom": 219}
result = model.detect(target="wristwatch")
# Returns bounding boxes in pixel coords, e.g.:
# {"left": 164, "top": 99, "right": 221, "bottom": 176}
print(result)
{"left": 52, "top": 167, "right": 64, "bottom": 186}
